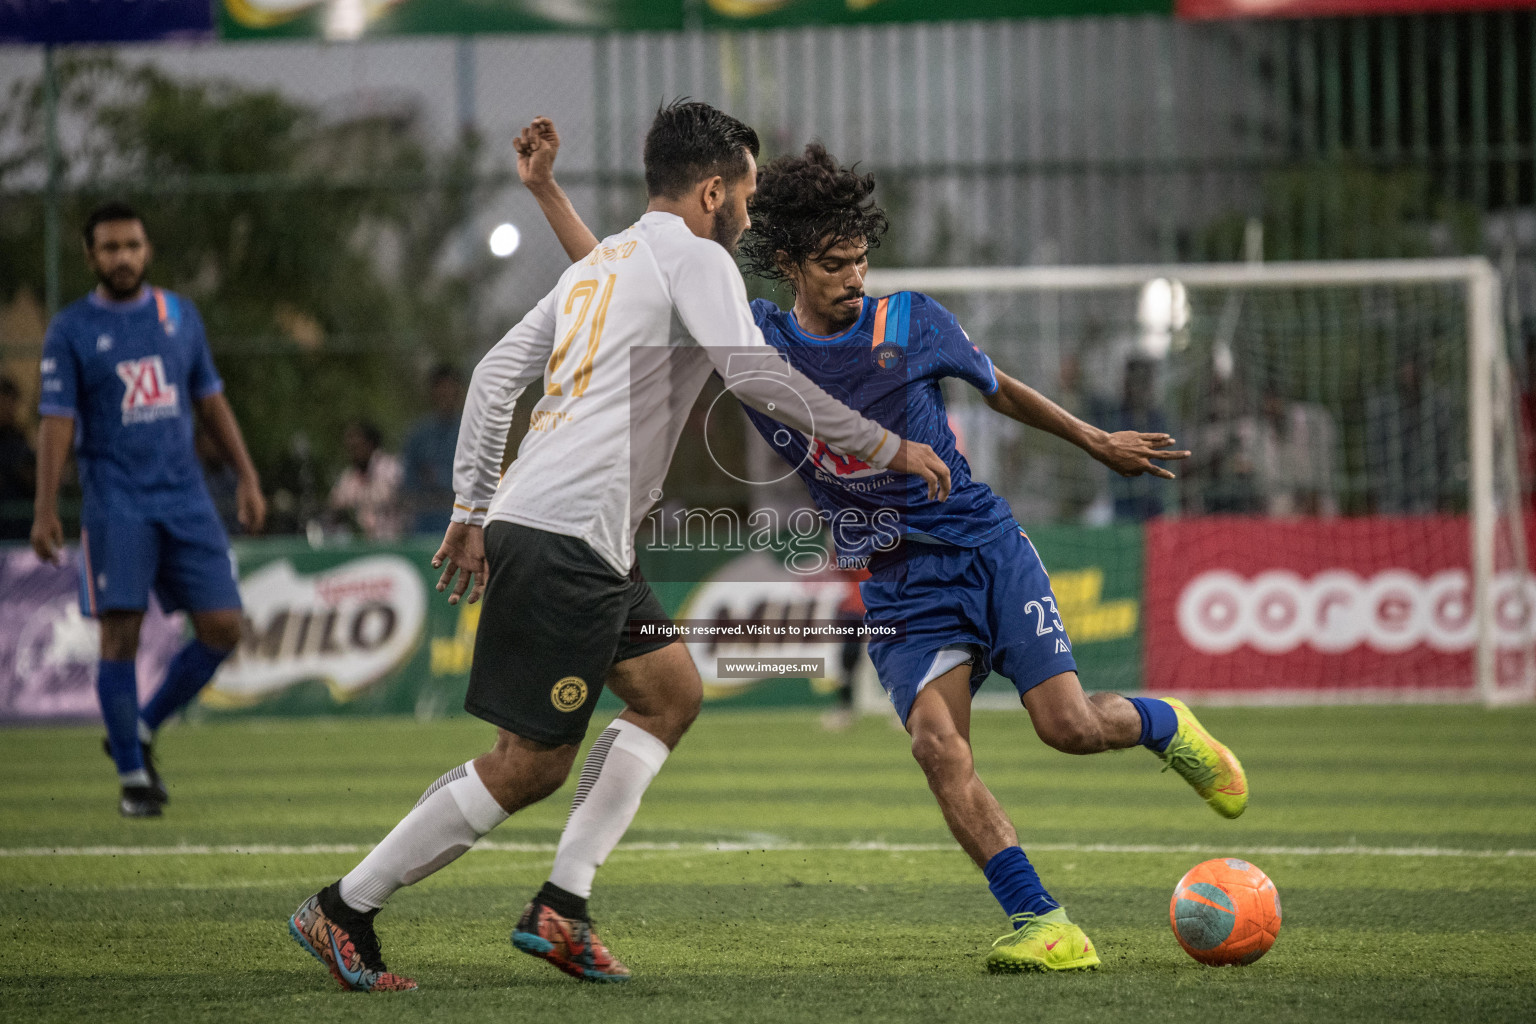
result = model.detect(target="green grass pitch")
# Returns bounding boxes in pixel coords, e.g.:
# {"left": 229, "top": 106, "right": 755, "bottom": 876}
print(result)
{"left": 2, "top": 705, "right": 1534, "bottom": 1023}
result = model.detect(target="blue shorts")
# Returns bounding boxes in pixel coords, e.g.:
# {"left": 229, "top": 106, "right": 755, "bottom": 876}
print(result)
{"left": 861, "top": 527, "right": 1077, "bottom": 724}
{"left": 79, "top": 495, "right": 241, "bottom": 617}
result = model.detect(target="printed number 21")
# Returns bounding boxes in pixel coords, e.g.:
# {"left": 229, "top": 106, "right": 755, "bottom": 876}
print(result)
{"left": 1025, "top": 596, "right": 1064, "bottom": 637}
{"left": 547, "top": 274, "right": 617, "bottom": 397}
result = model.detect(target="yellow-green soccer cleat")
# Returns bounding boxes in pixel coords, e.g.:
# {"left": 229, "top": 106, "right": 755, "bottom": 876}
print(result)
{"left": 1159, "top": 698, "right": 1248, "bottom": 819}
{"left": 985, "top": 909, "right": 1101, "bottom": 974}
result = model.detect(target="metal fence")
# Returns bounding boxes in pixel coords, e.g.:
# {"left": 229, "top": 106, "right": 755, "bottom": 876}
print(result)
{"left": 589, "top": 16, "right": 1533, "bottom": 269}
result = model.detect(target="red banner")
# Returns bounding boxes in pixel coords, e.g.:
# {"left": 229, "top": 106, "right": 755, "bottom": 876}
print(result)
{"left": 1143, "top": 516, "right": 1536, "bottom": 699}
{"left": 1178, "top": 0, "right": 1536, "bottom": 20}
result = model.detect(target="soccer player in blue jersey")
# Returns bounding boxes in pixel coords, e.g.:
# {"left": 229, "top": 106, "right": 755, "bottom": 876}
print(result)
{"left": 32, "top": 203, "right": 266, "bottom": 818}
{"left": 520, "top": 121, "right": 1248, "bottom": 973}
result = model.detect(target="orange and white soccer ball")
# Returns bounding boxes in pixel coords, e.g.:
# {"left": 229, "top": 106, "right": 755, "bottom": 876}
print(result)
{"left": 1169, "top": 858, "right": 1282, "bottom": 966}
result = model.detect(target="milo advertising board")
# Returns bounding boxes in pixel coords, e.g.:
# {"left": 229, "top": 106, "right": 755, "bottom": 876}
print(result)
{"left": 0, "top": 524, "right": 1146, "bottom": 723}
{"left": 201, "top": 540, "right": 448, "bottom": 717}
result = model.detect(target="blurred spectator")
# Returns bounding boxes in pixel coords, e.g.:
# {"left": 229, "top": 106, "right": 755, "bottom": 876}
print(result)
{"left": 1053, "top": 354, "right": 1106, "bottom": 523}
{"left": 1091, "top": 357, "right": 1171, "bottom": 521}
{"left": 266, "top": 432, "right": 321, "bottom": 536}
{"left": 1254, "top": 389, "right": 1338, "bottom": 517}
{"left": 1184, "top": 376, "right": 1339, "bottom": 518}
{"left": 0, "top": 377, "right": 35, "bottom": 540}
{"left": 1185, "top": 377, "right": 1263, "bottom": 515}
{"left": 1365, "top": 357, "right": 1461, "bottom": 514}
{"left": 401, "top": 364, "right": 464, "bottom": 536}
{"left": 328, "top": 420, "right": 403, "bottom": 541}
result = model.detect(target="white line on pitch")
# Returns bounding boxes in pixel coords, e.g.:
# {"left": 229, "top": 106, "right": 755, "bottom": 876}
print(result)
{"left": 2, "top": 840, "right": 1533, "bottom": 859}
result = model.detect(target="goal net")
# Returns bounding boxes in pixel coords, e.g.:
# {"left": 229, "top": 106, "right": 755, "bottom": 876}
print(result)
{"left": 864, "top": 258, "right": 1535, "bottom": 707}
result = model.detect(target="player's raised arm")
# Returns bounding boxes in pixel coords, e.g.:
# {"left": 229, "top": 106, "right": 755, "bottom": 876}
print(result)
{"left": 516, "top": 117, "right": 600, "bottom": 263}
{"left": 984, "top": 367, "right": 1190, "bottom": 479}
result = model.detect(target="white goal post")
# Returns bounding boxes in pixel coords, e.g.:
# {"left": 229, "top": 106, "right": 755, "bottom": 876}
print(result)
{"left": 865, "top": 258, "right": 1534, "bottom": 707}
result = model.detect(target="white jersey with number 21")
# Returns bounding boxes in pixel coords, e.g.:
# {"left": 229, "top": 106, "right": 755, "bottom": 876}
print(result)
{"left": 451, "top": 210, "right": 898, "bottom": 576}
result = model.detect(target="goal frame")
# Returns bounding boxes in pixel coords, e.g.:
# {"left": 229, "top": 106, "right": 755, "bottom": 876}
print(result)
{"left": 866, "top": 257, "right": 1528, "bottom": 707}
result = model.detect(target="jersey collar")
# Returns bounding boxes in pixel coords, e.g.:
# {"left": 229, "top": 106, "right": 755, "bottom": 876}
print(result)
{"left": 784, "top": 297, "right": 872, "bottom": 346}
{"left": 88, "top": 287, "right": 153, "bottom": 312}
{"left": 640, "top": 210, "right": 686, "bottom": 229}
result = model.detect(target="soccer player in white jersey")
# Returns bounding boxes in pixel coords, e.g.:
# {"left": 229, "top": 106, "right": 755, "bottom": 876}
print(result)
{"left": 287, "top": 101, "right": 950, "bottom": 993}
{"left": 520, "top": 121, "right": 1250, "bottom": 975}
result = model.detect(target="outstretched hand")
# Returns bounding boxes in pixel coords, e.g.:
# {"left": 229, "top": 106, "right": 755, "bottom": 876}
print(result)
{"left": 1095, "top": 431, "right": 1191, "bottom": 479}
{"left": 514, "top": 116, "right": 560, "bottom": 189}
{"left": 433, "top": 522, "right": 488, "bottom": 605}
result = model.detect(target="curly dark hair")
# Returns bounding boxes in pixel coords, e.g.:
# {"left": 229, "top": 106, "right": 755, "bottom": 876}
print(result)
{"left": 740, "top": 142, "right": 889, "bottom": 283}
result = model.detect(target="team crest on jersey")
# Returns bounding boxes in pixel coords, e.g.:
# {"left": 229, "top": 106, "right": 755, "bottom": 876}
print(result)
{"left": 806, "top": 436, "right": 885, "bottom": 480}
{"left": 872, "top": 341, "right": 905, "bottom": 372}
{"left": 116, "top": 356, "right": 180, "bottom": 425}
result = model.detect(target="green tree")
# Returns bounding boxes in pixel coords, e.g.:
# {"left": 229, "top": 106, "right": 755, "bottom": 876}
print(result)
{"left": 0, "top": 55, "right": 493, "bottom": 529}
{"left": 1199, "top": 157, "right": 1482, "bottom": 264}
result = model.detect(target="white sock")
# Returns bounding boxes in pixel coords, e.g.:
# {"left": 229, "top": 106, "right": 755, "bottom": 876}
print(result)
{"left": 338, "top": 760, "right": 509, "bottom": 912}
{"left": 547, "top": 719, "right": 670, "bottom": 899}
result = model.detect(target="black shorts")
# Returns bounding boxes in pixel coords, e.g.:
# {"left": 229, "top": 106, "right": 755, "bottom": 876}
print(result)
{"left": 465, "top": 521, "right": 675, "bottom": 746}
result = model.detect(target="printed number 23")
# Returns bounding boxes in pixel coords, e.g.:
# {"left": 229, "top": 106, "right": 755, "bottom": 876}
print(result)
{"left": 1025, "top": 596, "right": 1064, "bottom": 637}
{"left": 547, "top": 274, "right": 617, "bottom": 397}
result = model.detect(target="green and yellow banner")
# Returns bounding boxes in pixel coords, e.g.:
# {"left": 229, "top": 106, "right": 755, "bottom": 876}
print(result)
{"left": 0, "top": 527, "right": 1146, "bottom": 722}
{"left": 218, "top": 0, "right": 1170, "bottom": 41}
{"left": 197, "top": 529, "right": 1144, "bottom": 717}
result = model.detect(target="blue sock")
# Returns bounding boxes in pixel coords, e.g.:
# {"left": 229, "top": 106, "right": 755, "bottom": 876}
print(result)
{"left": 97, "top": 659, "right": 144, "bottom": 777}
{"left": 983, "top": 846, "right": 1060, "bottom": 920}
{"left": 1129, "top": 697, "right": 1179, "bottom": 753}
{"left": 141, "top": 640, "right": 231, "bottom": 732}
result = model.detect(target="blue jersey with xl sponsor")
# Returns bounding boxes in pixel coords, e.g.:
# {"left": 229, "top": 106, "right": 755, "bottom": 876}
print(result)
{"left": 40, "top": 288, "right": 223, "bottom": 511}
{"left": 746, "top": 292, "right": 1015, "bottom": 564}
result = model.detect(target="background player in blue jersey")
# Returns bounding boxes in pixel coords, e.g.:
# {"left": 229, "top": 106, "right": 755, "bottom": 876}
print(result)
{"left": 522, "top": 121, "right": 1251, "bottom": 974}
{"left": 31, "top": 203, "right": 266, "bottom": 818}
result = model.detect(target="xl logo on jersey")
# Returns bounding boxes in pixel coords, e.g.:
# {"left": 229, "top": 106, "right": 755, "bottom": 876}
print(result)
{"left": 806, "top": 436, "right": 885, "bottom": 481}
{"left": 116, "top": 356, "right": 180, "bottom": 425}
